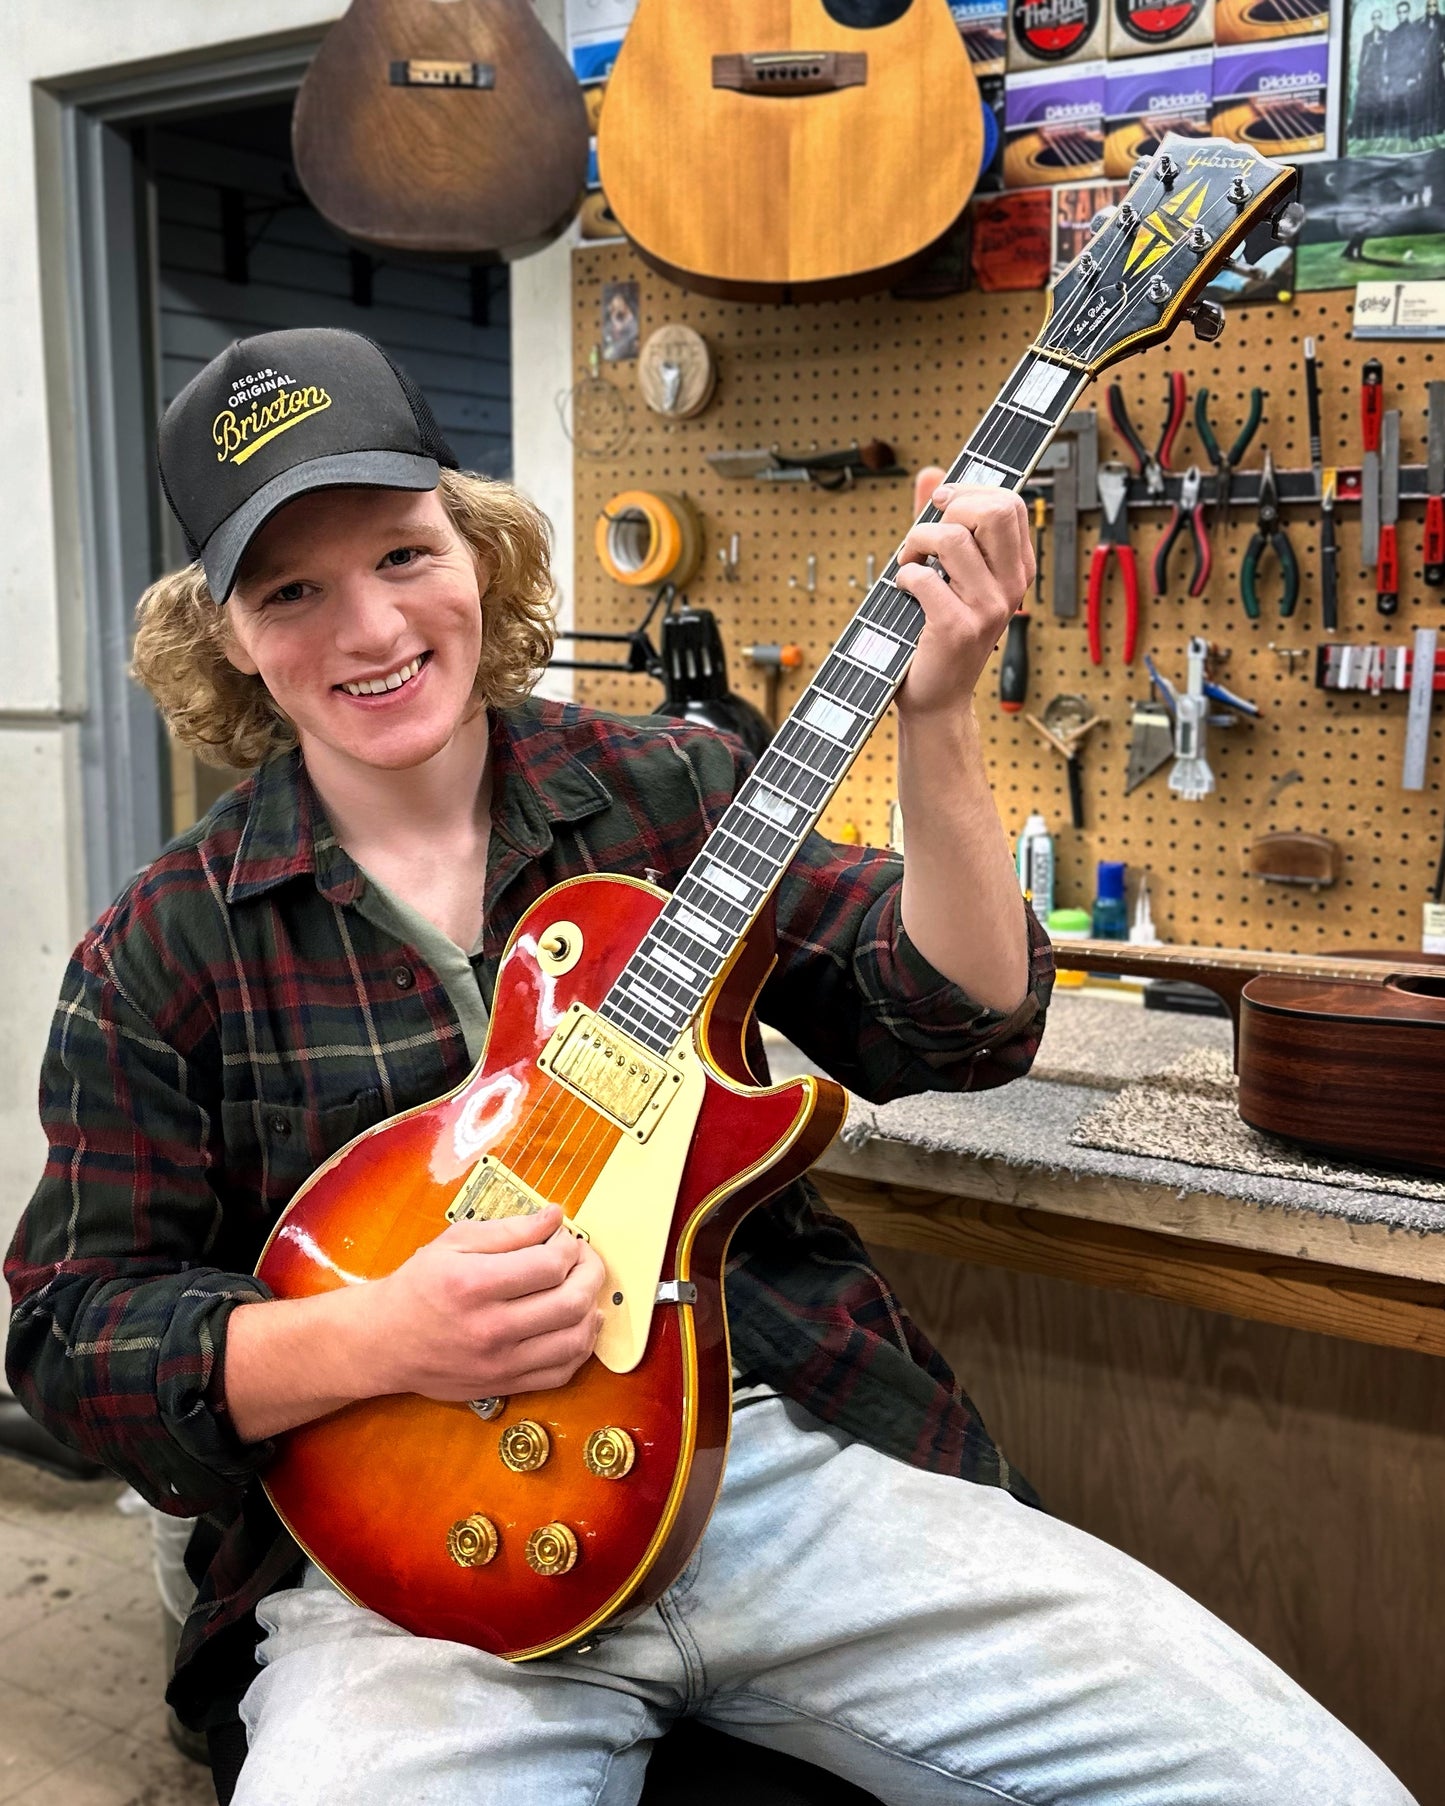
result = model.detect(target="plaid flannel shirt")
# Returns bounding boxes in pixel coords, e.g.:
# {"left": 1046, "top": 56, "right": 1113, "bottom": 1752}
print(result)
{"left": 6, "top": 696, "right": 1052, "bottom": 1729}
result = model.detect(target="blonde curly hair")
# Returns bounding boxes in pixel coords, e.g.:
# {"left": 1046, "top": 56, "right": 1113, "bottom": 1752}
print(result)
{"left": 130, "top": 470, "right": 557, "bottom": 770}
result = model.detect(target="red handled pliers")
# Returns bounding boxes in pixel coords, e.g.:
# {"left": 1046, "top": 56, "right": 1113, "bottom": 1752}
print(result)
{"left": 1151, "top": 464, "right": 1211, "bottom": 597}
{"left": 1107, "top": 369, "right": 1187, "bottom": 501}
{"left": 1088, "top": 462, "right": 1139, "bottom": 666}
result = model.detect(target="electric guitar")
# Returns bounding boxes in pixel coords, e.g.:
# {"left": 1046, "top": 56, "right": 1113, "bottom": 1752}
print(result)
{"left": 257, "top": 137, "right": 1301, "bottom": 1661}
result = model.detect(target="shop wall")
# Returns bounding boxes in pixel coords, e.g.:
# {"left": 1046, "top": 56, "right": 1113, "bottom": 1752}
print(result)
{"left": 0, "top": 0, "right": 575, "bottom": 1320}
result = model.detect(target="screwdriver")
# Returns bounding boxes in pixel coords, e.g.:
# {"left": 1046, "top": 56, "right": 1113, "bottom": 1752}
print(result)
{"left": 1000, "top": 612, "right": 1029, "bottom": 714}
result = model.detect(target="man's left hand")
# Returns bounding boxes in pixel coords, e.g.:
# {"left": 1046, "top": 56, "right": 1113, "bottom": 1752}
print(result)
{"left": 891, "top": 465, "right": 1034, "bottom": 719}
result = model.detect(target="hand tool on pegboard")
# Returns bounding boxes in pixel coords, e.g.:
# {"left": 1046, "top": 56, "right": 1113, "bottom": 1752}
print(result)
{"left": 1147, "top": 640, "right": 1259, "bottom": 804}
{"left": 1024, "top": 694, "right": 1101, "bottom": 830}
{"left": 1425, "top": 382, "right": 1445, "bottom": 587}
{"left": 1087, "top": 462, "right": 1139, "bottom": 665}
{"left": 1194, "top": 382, "right": 1261, "bottom": 545}
{"left": 999, "top": 612, "right": 1029, "bottom": 714}
{"left": 1241, "top": 451, "right": 1300, "bottom": 620}
{"left": 1035, "top": 411, "right": 1095, "bottom": 620}
{"left": 1361, "top": 357, "right": 1384, "bottom": 565}
{"left": 1151, "top": 465, "right": 1210, "bottom": 598}
{"left": 1403, "top": 627, "right": 1437, "bottom": 790}
{"left": 1377, "top": 409, "right": 1401, "bottom": 615}
{"left": 1303, "top": 338, "right": 1338, "bottom": 632}
{"left": 1124, "top": 697, "right": 1175, "bottom": 794}
{"left": 742, "top": 640, "right": 804, "bottom": 728}
{"left": 1108, "top": 370, "right": 1186, "bottom": 502}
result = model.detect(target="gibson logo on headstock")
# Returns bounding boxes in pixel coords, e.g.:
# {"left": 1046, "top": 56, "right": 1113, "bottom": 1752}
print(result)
{"left": 1123, "top": 177, "right": 1208, "bottom": 277}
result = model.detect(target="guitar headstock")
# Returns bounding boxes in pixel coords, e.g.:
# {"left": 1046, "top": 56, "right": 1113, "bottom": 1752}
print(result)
{"left": 1039, "top": 136, "right": 1301, "bottom": 375}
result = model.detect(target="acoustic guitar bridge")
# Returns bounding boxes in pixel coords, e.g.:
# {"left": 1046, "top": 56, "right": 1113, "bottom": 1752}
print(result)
{"left": 712, "top": 52, "right": 867, "bottom": 96}
{"left": 388, "top": 59, "right": 496, "bottom": 89}
{"left": 537, "top": 1003, "right": 684, "bottom": 1143}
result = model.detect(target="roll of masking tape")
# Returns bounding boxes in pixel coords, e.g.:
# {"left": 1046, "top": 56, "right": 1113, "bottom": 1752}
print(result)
{"left": 595, "top": 489, "right": 701, "bottom": 588}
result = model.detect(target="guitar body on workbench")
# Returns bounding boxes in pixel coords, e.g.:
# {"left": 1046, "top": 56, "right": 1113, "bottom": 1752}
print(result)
{"left": 597, "top": 0, "right": 985, "bottom": 300}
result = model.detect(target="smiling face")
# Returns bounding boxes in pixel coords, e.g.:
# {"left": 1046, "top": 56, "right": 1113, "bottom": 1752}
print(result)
{"left": 223, "top": 485, "right": 487, "bottom": 776}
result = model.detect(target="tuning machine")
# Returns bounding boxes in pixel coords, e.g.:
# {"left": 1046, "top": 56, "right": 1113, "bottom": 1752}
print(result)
{"left": 1270, "top": 200, "right": 1306, "bottom": 244}
{"left": 1185, "top": 299, "right": 1225, "bottom": 344}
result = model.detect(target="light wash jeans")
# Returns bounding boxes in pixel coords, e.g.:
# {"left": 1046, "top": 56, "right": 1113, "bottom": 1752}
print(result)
{"left": 236, "top": 1395, "right": 1413, "bottom": 1806}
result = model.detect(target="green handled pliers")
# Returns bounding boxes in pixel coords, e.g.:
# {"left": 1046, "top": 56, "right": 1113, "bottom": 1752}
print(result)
{"left": 1241, "top": 450, "right": 1300, "bottom": 620}
{"left": 1195, "top": 384, "right": 1263, "bottom": 538}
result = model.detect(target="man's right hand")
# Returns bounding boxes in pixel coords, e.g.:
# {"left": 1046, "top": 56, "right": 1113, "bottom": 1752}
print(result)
{"left": 361, "top": 1205, "right": 608, "bottom": 1402}
{"left": 222, "top": 1204, "right": 608, "bottom": 1445}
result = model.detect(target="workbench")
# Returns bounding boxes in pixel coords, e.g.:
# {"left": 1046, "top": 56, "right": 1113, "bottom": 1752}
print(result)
{"left": 767, "top": 993, "right": 1445, "bottom": 1805}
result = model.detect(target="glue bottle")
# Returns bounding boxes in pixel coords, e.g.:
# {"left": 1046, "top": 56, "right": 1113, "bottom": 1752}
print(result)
{"left": 1016, "top": 812, "right": 1054, "bottom": 922}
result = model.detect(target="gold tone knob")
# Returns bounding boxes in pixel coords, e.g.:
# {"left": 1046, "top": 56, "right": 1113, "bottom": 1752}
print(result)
{"left": 446, "top": 1514, "right": 499, "bottom": 1568}
{"left": 584, "top": 1427, "right": 636, "bottom": 1480}
{"left": 499, "top": 1419, "right": 551, "bottom": 1472}
{"left": 525, "top": 1522, "right": 579, "bottom": 1576}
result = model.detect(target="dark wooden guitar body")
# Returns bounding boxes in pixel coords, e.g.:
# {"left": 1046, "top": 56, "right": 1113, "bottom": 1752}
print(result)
{"left": 292, "top": 0, "right": 589, "bottom": 259}
{"left": 257, "top": 875, "right": 844, "bottom": 1658}
{"left": 1051, "top": 940, "right": 1445, "bottom": 1176}
{"left": 1238, "top": 973, "right": 1445, "bottom": 1175}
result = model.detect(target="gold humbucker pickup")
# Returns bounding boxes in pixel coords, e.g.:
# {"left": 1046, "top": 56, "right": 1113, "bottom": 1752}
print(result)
{"left": 388, "top": 59, "right": 496, "bottom": 89}
{"left": 537, "top": 1004, "right": 684, "bottom": 1143}
{"left": 446, "top": 1155, "right": 549, "bottom": 1224}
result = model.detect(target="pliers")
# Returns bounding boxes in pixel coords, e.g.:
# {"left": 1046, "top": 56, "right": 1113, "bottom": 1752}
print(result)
{"left": 1241, "top": 450, "right": 1300, "bottom": 619}
{"left": 1194, "top": 384, "right": 1262, "bottom": 538}
{"left": 1087, "top": 462, "right": 1139, "bottom": 665}
{"left": 1107, "top": 370, "right": 1187, "bottom": 501}
{"left": 1151, "top": 464, "right": 1211, "bottom": 597}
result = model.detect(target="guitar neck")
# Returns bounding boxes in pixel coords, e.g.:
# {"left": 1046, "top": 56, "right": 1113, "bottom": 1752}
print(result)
{"left": 597, "top": 350, "right": 1092, "bottom": 1058}
{"left": 1051, "top": 938, "right": 1445, "bottom": 989}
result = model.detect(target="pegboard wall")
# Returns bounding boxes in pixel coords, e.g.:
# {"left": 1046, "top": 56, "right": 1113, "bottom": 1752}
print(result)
{"left": 570, "top": 243, "right": 1445, "bottom": 952}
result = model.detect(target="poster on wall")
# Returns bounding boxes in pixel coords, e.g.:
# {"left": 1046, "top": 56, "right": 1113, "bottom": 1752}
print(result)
{"left": 1004, "top": 61, "right": 1107, "bottom": 184}
{"left": 1007, "top": 0, "right": 1109, "bottom": 70}
{"left": 1215, "top": 0, "right": 1330, "bottom": 45}
{"left": 1212, "top": 37, "right": 1330, "bottom": 159}
{"left": 1345, "top": 0, "right": 1445, "bottom": 157}
{"left": 1296, "top": 150, "right": 1445, "bottom": 287}
{"left": 1106, "top": 0, "right": 1214, "bottom": 59}
{"left": 1201, "top": 219, "right": 1297, "bottom": 305}
{"left": 1103, "top": 47, "right": 1213, "bottom": 177}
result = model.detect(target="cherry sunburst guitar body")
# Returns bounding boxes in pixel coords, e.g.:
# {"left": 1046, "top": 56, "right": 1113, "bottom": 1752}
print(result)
{"left": 257, "top": 875, "right": 843, "bottom": 1657}
{"left": 257, "top": 134, "right": 1300, "bottom": 1661}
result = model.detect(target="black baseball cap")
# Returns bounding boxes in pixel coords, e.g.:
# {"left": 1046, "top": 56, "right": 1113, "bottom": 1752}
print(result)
{"left": 157, "top": 327, "right": 458, "bottom": 603}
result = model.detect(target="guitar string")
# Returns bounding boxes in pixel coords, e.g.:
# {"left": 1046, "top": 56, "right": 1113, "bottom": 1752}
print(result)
{"left": 448, "top": 168, "right": 1272, "bottom": 1226}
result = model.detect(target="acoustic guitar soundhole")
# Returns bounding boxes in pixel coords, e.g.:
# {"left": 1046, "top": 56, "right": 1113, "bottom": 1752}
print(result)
{"left": 1391, "top": 975, "right": 1445, "bottom": 1000}
{"left": 823, "top": 0, "right": 914, "bottom": 26}
{"left": 1033, "top": 128, "right": 1098, "bottom": 170}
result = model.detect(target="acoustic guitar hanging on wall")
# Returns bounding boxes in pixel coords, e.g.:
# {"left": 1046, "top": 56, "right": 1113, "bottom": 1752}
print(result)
{"left": 596, "top": 0, "right": 987, "bottom": 301}
{"left": 292, "top": 0, "right": 589, "bottom": 260}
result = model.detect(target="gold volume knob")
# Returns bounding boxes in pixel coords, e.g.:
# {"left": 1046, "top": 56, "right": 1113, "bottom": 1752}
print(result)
{"left": 525, "top": 1522, "right": 579, "bottom": 1576}
{"left": 584, "top": 1427, "right": 636, "bottom": 1480}
{"left": 446, "top": 1514, "right": 499, "bottom": 1568}
{"left": 499, "top": 1419, "right": 551, "bottom": 1472}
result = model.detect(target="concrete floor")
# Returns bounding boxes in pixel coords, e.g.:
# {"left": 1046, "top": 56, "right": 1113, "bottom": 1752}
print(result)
{"left": 0, "top": 1456, "right": 213, "bottom": 1806}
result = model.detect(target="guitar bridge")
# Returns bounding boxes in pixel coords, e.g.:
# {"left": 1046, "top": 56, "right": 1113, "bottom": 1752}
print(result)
{"left": 388, "top": 59, "right": 496, "bottom": 89}
{"left": 537, "top": 1004, "right": 684, "bottom": 1142}
{"left": 446, "top": 1155, "right": 549, "bottom": 1224}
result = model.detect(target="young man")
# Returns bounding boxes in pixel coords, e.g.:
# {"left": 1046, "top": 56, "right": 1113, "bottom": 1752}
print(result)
{"left": 7, "top": 330, "right": 1411, "bottom": 1804}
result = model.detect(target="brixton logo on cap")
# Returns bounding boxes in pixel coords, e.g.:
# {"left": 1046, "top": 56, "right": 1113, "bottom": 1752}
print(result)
{"left": 212, "top": 367, "right": 333, "bottom": 466}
